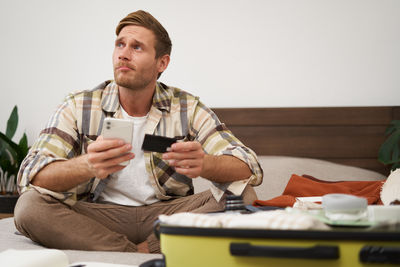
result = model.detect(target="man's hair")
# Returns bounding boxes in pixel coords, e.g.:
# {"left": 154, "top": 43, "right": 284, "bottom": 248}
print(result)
{"left": 116, "top": 10, "right": 172, "bottom": 58}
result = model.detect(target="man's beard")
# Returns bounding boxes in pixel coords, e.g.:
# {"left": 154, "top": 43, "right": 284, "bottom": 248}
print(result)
{"left": 115, "top": 73, "right": 150, "bottom": 91}
{"left": 114, "top": 68, "right": 157, "bottom": 91}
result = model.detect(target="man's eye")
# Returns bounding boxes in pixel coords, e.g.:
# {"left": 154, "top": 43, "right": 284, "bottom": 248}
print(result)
{"left": 116, "top": 42, "right": 124, "bottom": 48}
{"left": 133, "top": 45, "right": 142, "bottom": 51}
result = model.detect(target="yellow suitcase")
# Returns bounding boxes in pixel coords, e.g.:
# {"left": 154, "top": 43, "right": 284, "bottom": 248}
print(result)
{"left": 156, "top": 225, "right": 400, "bottom": 267}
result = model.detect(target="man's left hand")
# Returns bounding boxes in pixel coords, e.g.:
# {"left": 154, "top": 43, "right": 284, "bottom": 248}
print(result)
{"left": 162, "top": 141, "right": 205, "bottom": 178}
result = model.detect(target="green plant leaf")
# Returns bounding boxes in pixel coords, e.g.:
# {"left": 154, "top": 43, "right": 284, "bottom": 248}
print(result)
{"left": 0, "top": 139, "right": 18, "bottom": 164}
{"left": 391, "top": 120, "right": 400, "bottom": 128}
{"left": 384, "top": 120, "right": 400, "bottom": 136}
{"left": 1, "top": 105, "right": 29, "bottom": 194}
{"left": 392, "top": 162, "right": 400, "bottom": 171}
{"left": 385, "top": 125, "right": 396, "bottom": 136}
{"left": 392, "top": 144, "right": 400, "bottom": 163}
{"left": 0, "top": 130, "right": 18, "bottom": 169}
{"left": 19, "top": 133, "right": 28, "bottom": 150}
{"left": 378, "top": 130, "right": 400, "bottom": 165}
{"left": 5, "top": 106, "right": 18, "bottom": 139}
{"left": 0, "top": 152, "right": 13, "bottom": 173}
{"left": 0, "top": 131, "right": 19, "bottom": 153}
{"left": 0, "top": 141, "right": 18, "bottom": 176}
{"left": 17, "top": 133, "right": 29, "bottom": 163}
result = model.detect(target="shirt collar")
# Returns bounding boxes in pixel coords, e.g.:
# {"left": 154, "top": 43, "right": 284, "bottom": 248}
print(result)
{"left": 152, "top": 82, "right": 172, "bottom": 112}
{"left": 101, "top": 81, "right": 172, "bottom": 114}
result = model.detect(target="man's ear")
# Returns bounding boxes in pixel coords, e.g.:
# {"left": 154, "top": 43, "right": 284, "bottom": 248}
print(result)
{"left": 157, "top": 54, "right": 170, "bottom": 73}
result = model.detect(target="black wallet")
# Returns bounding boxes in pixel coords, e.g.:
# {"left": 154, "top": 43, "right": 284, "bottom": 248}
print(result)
{"left": 141, "top": 134, "right": 180, "bottom": 153}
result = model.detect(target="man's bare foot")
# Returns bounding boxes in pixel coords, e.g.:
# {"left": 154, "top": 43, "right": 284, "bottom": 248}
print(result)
{"left": 137, "top": 241, "right": 149, "bottom": 253}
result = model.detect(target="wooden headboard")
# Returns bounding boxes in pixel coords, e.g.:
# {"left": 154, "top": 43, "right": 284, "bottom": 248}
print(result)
{"left": 212, "top": 107, "right": 400, "bottom": 175}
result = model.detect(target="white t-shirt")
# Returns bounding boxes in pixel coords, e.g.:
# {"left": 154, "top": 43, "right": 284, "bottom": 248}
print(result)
{"left": 99, "top": 108, "right": 158, "bottom": 206}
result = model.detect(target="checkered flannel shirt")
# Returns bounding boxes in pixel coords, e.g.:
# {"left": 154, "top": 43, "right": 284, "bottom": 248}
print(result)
{"left": 18, "top": 81, "right": 263, "bottom": 205}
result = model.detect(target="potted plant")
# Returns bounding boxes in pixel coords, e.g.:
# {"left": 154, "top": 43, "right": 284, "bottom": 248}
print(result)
{"left": 378, "top": 120, "right": 400, "bottom": 171}
{"left": 0, "top": 106, "right": 29, "bottom": 213}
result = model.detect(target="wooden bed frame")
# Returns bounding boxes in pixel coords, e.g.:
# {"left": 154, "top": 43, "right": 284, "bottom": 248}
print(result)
{"left": 212, "top": 106, "right": 400, "bottom": 175}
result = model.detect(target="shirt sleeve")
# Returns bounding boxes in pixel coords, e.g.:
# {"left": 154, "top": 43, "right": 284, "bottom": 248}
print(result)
{"left": 17, "top": 93, "right": 81, "bottom": 194}
{"left": 190, "top": 101, "right": 264, "bottom": 200}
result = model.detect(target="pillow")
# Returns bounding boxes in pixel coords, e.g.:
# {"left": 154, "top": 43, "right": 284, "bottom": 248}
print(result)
{"left": 193, "top": 156, "right": 386, "bottom": 201}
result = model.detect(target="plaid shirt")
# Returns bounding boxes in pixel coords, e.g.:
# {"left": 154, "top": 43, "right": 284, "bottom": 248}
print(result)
{"left": 18, "top": 81, "right": 263, "bottom": 205}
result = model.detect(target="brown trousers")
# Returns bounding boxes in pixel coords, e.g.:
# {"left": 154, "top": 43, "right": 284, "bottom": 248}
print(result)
{"left": 14, "top": 186, "right": 256, "bottom": 253}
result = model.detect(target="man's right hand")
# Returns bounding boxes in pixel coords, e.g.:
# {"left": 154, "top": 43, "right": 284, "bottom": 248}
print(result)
{"left": 31, "top": 136, "right": 134, "bottom": 192}
{"left": 87, "top": 136, "right": 134, "bottom": 179}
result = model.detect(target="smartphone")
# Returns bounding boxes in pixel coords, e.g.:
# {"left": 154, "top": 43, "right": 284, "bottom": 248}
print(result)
{"left": 102, "top": 118, "right": 133, "bottom": 166}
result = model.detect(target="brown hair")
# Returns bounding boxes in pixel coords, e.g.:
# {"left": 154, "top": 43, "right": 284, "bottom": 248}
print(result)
{"left": 116, "top": 10, "right": 172, "bottom": 58}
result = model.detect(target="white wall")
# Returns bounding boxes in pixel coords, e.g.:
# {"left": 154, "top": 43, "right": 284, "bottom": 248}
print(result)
{"left": 1, "top": 0, "right": 399, "bottom": 144}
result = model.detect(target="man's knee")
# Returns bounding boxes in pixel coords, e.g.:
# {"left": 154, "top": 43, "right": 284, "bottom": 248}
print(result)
{"left": 14, "top": 189, "right": 57, "bottom": 235}
{"left": 14, "top": 190, "right": 39, "bottom": 224}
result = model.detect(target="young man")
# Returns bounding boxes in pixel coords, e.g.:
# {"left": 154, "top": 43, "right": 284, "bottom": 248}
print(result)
{"left": 14, "top": 10, "right": 263, "bottom": 253}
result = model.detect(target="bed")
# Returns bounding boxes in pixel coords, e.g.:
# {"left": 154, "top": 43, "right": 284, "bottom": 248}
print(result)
{"left": 1, "top": 106, "right": 397, "bottom": 266}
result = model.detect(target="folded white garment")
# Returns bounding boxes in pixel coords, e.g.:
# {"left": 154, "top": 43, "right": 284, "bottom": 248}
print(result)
{"left": 0, "top": 249, "right": 137, "bottom": 267}
{"left": 159, "top": 210, "right": 330, "bottom": 230}
{"left": 381, "top": 168, "right": 400, "bottom": 205}
{"left": 0, "top": 249, "right": 68, "bottom": 267}
{"left": 368, "top": 205, "right": 400, "bottom": 223}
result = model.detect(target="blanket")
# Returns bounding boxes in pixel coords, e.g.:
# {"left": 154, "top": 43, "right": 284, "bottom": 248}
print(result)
{"left": 254, "top": 174, "right": 384, "bottom": 208}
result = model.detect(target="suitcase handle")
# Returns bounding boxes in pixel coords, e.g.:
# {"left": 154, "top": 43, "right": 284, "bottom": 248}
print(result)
{"left": 230, "top": 242, "right": 339, "bottom": 260}
{"left": 360, "top": 246, "right": 400, "bottom": 264}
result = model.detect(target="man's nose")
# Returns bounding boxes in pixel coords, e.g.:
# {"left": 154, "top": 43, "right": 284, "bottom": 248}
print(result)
{"left": 118, "top": 47, "right": 131, "bottom": 61}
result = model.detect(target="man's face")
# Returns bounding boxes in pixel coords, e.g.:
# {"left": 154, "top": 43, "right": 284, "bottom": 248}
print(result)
{"left": 112, "top": 25, "right": 163, "bottom": 91}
